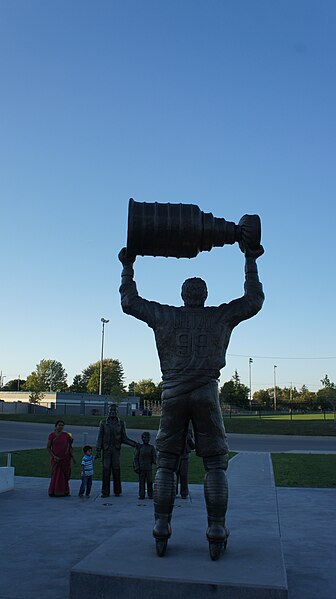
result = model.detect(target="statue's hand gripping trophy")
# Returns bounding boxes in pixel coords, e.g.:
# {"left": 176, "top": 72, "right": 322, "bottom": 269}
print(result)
{"left": 119, "top": 198, "right": 264, "bottom": 560}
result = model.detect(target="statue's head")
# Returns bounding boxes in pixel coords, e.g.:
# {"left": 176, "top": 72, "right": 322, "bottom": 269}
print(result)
{"left": 108, "top": 403, "right": 118, "bottom": 419}
{"left": 181, "top": 277, "right": 208, "bottom": 307}
{"left": 141, "top": 431, "right": 150, "bottom": 444}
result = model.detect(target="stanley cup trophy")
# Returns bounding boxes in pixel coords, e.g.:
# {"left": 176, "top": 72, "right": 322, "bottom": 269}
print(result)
{"left": 119, "top": 198, "right": 265, "bottom": 560}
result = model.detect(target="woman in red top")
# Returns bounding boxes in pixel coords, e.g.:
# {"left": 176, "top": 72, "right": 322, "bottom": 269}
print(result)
{"left": 47, "top": 420, "right": 76, "bottom": 496}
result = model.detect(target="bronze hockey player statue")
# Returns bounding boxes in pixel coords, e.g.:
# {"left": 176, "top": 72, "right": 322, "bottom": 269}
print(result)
{"left": 119, "top": 200, "right": 264, "bottom": 560}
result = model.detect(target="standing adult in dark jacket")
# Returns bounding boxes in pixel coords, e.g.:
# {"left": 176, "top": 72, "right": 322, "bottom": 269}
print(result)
{"left": 96, "top": 403, "right": 138, "bottom": 497}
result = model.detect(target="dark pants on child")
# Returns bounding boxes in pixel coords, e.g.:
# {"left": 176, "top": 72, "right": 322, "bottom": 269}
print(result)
{"left": 176, "top": 457, "right": 190, "bottom": 498}
{"left": 79, "top": 475, "right": 93, "bottom": 497}
{"left": 139, "top": 470, "right": 153, "bottom": 499}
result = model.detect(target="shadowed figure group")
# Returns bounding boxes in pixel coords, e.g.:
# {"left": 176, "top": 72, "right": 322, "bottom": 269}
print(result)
{"left": 119, "top": 242, "right": 264, "bottom": 559}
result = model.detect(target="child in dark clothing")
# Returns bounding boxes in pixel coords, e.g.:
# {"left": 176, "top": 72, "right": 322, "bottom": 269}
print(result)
{"left": 133, "top": 432, "right": 156, "bottom": 500}
{"left": 79, "top": 445, "right": 94, "bottom": 498}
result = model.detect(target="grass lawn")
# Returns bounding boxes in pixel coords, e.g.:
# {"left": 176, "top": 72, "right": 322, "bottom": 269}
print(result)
{"left": 0, "top": 446, "right": 140, "bottom": 482}
{"left": 1, "top": 448, "right": 335, "bottom": 488}
{"left": 0, "top": 447, "right": 236, "bottom": 484}
{"left": 224, "top": 416, "right": 336, "bottom": 436}
{"left": 271, "top": 453, "right": 336, "bottom": 488}
{"left": 263, "top": 413, "right": 335, "bottom": 421}
{"left": 0, "top": 412, "right": 335, "bottom": 436}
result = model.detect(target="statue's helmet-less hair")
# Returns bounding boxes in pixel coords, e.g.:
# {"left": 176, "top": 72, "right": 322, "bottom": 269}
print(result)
{"left": 181, "top": 277, "right": 208, "bottom": 307}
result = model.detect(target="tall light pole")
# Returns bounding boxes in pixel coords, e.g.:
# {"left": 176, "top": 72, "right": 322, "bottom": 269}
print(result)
{"left": 99, "top": 318, "right": 109, "bottom": 396}
{"left": 273, "top": 365, "right": 277, "bottom": 411}
{"left": 289, "top": 382, "right": 293, "bottom": 419}
{"left": 0, "top": 372, "right": 6, "bottom": 389}
{"left": 249, "top": 358, "right": 253, "bottom": 409}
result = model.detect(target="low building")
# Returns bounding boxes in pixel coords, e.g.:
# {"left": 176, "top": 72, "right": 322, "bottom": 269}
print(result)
{"left": 0, "top": 391, "right": 140, "bottom": 417}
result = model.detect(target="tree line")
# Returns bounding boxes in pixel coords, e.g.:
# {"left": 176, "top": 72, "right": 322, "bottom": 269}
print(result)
{"left": 2, "top": 359, "right": 336, "bottom": 411}
{"left": 220, "top": 371, "right": 336, "bottom": 412}
{"left": 2, "top": 358, "right": 125, "bottom": 403}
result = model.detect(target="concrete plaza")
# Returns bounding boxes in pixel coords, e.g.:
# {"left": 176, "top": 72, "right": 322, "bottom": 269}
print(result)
{"left": 1, "top": 452, "right": 335, "bottom": 599}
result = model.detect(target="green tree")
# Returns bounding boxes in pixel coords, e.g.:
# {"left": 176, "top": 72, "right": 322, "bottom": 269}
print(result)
{"left": 29, "top": 390, "right": 45, "bottom": 404}
{"left": 134, "top": 379, "right": 157, "bottom": 397}
{"left": 133, "top": 379, "right": 162, "bottom": 402}
{"left": 3, "top": 378, "right": 26, "bottom": 391}
{"left": 69, "top": 374, "right": 87, "bottom": 393}
{"left": 82, "top": 359, "right": 125, "bottom": 396}
{"left": 130, "top": 378, "right": 162, "bottom": 411}
{"left": 220, "top": 370, "right": 249, "bottom": 409}
{"left": 298, "top": 385, "right": 316, "bottom": 403}
{"left": 26, "top": 359, "right": 68, "bottom": 392}
{"left": 287, "top": 385, "right": 316, "bottom": 412}
{"left": 128, "top": 381, "right": 136, "bottom": 396}
{"left": 26, "top": 371, "right": 43, "bottom": 393}
{"left": 252, "top": 389, "right": 273, "bottom": 409}
{"left": 315, "top": 376, "right": 336, "bottom": 411}
{"left": 318, "top": 388, "right": 336, "bottom": 410}
{"left": 321, "top": 374, "right": 335, "bottom": 389}
{"left": 277, "top": 386, "right": 300, "bottom": 409}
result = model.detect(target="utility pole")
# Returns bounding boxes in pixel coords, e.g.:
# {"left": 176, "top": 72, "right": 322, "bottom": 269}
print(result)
{"left": 289, "top": 382, "right": 293, "bottom": 419}
{"left": 0, "top": 371, "right": 5, "bottom": 389}
{"left": 249, "top": 358, "right": 253, "bottom": 409}
{"left": 273, "top": 365, "right": 277, "bottom": 411}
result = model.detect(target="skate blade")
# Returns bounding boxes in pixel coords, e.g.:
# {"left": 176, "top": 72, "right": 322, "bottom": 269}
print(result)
{"left": 155, "top": 538, "right": 168, "bottom": 557}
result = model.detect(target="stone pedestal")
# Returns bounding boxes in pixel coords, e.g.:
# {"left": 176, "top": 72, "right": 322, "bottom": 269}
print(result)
{"left": 0, "top": 466, "right": 14, "bottom": 493}
{"left": 70, "top": 453, "right": 288, "bottom": 599}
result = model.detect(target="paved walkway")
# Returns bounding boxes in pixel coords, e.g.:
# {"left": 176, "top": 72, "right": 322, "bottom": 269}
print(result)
{"left": 1, "top": 453, "right": 335, "bottom": 599}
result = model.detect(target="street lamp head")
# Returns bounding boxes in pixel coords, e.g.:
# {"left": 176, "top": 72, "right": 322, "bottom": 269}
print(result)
{"left": 101, "top": 318, "right": 109, "bottom": 324}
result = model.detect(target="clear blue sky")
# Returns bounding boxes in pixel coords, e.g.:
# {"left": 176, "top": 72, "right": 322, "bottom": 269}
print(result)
{"left": 1, "top": 0, "right": 336, "bottom": 395}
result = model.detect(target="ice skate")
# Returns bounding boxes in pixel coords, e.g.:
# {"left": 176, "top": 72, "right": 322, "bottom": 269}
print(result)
{"left": 153, "top": 520, "right": 171, "bottom": 557}
{"left": 207, "top": 525, "right": 229, "bottom": 561}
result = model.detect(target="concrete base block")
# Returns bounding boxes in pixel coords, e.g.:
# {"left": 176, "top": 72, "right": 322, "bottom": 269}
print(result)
{"left": 70, "top": 454, "right": 288, "bottom": 599}
{"left": 70, "top": 525, "right": 287, "bottom": 599}
{"left": 0, "top": 466, "right": 15, "bottom": 493}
